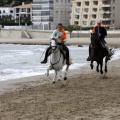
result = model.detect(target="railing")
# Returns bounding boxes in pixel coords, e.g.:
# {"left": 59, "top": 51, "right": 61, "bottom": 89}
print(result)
{"left": 33, "top": 1, "right": 53, "bottom": 4}
{"left": 32, "top": 7, "right": 53, "bottom": 10}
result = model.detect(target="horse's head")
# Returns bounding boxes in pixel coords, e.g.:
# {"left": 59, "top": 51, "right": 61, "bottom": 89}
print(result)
{"left": 50, "top": 38, "right": 58, "bottom": 51}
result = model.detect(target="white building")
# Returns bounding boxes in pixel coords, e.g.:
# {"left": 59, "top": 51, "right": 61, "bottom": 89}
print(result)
{"left": 32, "top": 0, "right": 72, "bottom": 30}
{"left": 0, "top": 7, "right": 14, "bottom": 19}
{"left": 14, "top": 2, "right": 32, "bottom": 23}
{"left": 70, "top": 0, "right": 120, "bottom": 28}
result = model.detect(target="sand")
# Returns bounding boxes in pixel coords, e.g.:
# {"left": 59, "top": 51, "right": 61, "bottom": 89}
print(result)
{"left": 0, "top": 58, "right": 120, "bottom": 120}
{"left": 0, "top": 38, "right": 120, "bottom": 120}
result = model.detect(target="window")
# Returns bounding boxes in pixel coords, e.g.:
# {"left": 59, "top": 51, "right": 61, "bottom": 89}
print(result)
{"left": 10, "top": 10, "right": 13, "bottom": 13}
{"left": 68, "top": 0, "right": 70, "bottom": 3}
{"left": 85, "top": 1, "right": 89, "bottom": 6}
{"left": 74, "top": 21, "right": 79, "bottom": 25}
{"left": 83, "top": 21, "right": 87, "bottom": 25}
{"left": 56, "top": 0, "right": 58, "bottom": 2}
{"left": 75, "top": 15, "right": 79, "bottom": 19}
{"left": 0, "top": 11, "right": 1, "bottom": 14}
{"left": 3, "top": 10, "right": 5, "bottom": 13}
{"left": 77, "top": 2, "right": 81, "bottom": 6}
{"left": 21, "top": 8, "right": 26, "bottom": 12}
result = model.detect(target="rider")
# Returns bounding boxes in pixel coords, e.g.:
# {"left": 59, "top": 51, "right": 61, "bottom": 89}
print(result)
{"left": 87, "top": 20, "right": 111, "bottom": 61}
{"left": 41, "top": 23, "right": 70, "bottom": 65}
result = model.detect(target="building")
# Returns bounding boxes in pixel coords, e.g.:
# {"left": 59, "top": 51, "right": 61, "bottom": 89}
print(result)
{"left": 14, "top": 2, "right": 32, "bottom": 23}
{"left": 70, "top": 0, "right": 120, "bottom": 28}
{"left": 0, "top": 7, "right": 14, "bottom": 19}
{"left": 32, "top": 0, "right": 72, "bottom": 30}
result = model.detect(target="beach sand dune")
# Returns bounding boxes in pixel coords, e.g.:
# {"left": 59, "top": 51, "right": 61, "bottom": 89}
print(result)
{"left": 0, "top": 59, "right": 120, "bottom": 120}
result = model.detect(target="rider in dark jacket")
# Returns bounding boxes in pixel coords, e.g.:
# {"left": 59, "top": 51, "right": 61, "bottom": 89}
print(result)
{"left": 87, "top": 20, "right": 111, "bottom": 61}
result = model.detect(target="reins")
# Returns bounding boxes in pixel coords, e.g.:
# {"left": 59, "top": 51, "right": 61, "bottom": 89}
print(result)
{"left": 50, "top": 49, "right": 62, "bottom": 69}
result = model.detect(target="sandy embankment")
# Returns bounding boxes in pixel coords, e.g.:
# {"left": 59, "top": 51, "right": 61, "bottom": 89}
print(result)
{"left": 0, "top": 37, "right": 120, "bottom": 46}
{"left": 0, "top": 38, "right": 120, "bottom": 119}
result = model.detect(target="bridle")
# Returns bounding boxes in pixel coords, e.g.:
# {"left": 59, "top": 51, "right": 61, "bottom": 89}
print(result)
{"left": 50, "top": 38, "right": 62, "bottom": 68}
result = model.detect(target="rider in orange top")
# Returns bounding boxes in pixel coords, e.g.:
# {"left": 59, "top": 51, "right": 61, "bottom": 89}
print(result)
{"left": 87, "top": 20, "right": 111, "bottom": 61}
{"left": 41, "top": 23, "right": 70, "bottom": 65}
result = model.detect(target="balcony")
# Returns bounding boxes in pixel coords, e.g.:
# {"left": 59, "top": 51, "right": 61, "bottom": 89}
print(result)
{"left": 75, "top": 8, "right": 80, "bottom": 13}
{"left": 93, "top": 1, "right": 98, "bottom": 6}
{"left": 102, "top": 0, "right": 111, "bottom": 5}
{"left": 102, "top": 7, "right": 111, "bottom": 12}
{"left": 85, "top": 1, "right": 89, "bottom": 6}
{"left": 91, "top": 14, "right": 97, "bottom": 19}
{"left": 76, "top": 2, "right": 81, "bottom": 7}
{"left": 83, "top": 15, "right": 88, "bottom": 19}
{"left": 92, "top": 8, "right": 97, "bottom": 12}
{"left": 75, "top": 15, "right": 79, "bottom": 19}
{"left": 84, "top": 8, "right": 89, "bottom": 13}
{"left": 102, "top": 1, "right": 111, "bottom": 7}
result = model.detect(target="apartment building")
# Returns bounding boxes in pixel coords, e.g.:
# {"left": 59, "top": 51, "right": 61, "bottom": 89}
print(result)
{"left": 14, "top": 2, "right": 32, "bottom": 23}
{"left": 32, "top": 0, "right": 72, "bottom": 30}
{"left": 70, "top": 0, "right": 120, "bottom": 28}
{"left": 0, "top": 7, "right": 14, "bottom": 19}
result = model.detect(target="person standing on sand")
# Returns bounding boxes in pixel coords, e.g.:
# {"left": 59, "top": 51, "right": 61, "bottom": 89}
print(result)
{"left": 41, "top": 23, "right": 70, "bottom": 65}
{"left": 86, "top": 20, "right": 111, "bottom": 61}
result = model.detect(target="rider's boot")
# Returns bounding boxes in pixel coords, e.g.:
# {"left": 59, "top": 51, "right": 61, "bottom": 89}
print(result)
{"left": 41, "top": 51, "right": 49, "bottom": 64}
{"left": 105, "top": 44, "right": 111, "bottom": 60}
{"left": 86, "top": 45, "right": 91, "bottom": 61}
{"left": 66, "top": 60, "right": 70, "bottom": 65}
{"left": 66, "top": 51, "right": 70, "bottom": 65}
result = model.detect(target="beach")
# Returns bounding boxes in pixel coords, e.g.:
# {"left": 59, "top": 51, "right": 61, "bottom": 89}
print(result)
{"left": 0, "top": 38, "right": 120, "bottom": 120}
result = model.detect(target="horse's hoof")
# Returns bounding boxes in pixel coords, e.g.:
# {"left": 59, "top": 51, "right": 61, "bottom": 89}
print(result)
{"left": 53, "top": 81, "right": 55, "bottom": 84}
{"left": 96, "top": 69, "right": 99, "bottom": 72}
{"left": 64, "top": 77, "right": 67, "bottom": 80}
{"left": 45, "top": 73, "right": 49, "bottom": 76}
{"left": 105, "top": 69, "right": 107, "bottom": 73}
{"left": 100, "top": 71, "right": 103, "bottom": 74}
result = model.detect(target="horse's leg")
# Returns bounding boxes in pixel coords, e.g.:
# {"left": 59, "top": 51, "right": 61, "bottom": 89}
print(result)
{"left": 57, "top": 69, "right": 62, "bottom": 81}
{"left": 63, "top": 65, "right": 69, "bottom": 80}
{"left": 96, "top": 62, "right": 99, "bottom": 73}
{"left": 100, "top": 60, "right": 103, "bottom": 74}
{"left": 53, "top": 70, "right": 57, "bottom": 84}
{"left": 90, "top": 60, "right": 94, "bottom": 70}
{"left": 105, "top": 57, "right": 108, "bottom": 73}
{"left": 46, "top": 66, "right": 50, "bottom": 76}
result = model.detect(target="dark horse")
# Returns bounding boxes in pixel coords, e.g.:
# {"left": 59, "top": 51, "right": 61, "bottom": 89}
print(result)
{"left": 90, "top": 33, "right": 112, "bottom": 74}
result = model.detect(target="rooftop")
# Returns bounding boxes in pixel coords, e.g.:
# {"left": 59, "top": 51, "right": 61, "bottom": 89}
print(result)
{"left": 14, "top": 3, "right": 32, "bottom": 8}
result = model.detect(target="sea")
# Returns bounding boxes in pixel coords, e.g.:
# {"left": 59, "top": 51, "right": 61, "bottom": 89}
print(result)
{"left": 0, "top": 44, "right": 120, "bottom": 81}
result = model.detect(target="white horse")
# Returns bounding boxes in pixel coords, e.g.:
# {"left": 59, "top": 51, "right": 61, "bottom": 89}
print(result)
{"left": 46, "top": 38, "right": 70, "bottom": 83}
